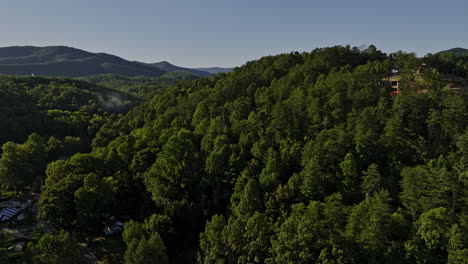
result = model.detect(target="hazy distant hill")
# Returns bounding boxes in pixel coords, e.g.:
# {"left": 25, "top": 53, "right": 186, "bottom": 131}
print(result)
{"left": 0, "top": 46, "right": 168, "bottom": 77}
{"left": 194, "top": 67, "right": 233, "bottom": 74}
{"left": 143, "top": 61, "right": 212, "bottom": 76}
{"left": 436, "top": 47, "right": 468, "bottom": 56}
{"left": 0, "top": 46, "right": 231, "bottom": 78}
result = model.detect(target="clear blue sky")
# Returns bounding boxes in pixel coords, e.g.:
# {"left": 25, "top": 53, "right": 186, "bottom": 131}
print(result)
{"left": 1, "top": 0, "right": 467, "bottom": 67}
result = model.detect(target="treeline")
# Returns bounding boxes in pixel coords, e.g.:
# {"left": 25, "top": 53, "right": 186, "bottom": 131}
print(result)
{"left": 0, "top": 76, "right": 139, "bottom": 195}
{"left": 15, "top": 46, "right": 468, "bottom": 263}
{"left": 0, "top": 76, "right": 136, "bottom": 144}
{"left": 79, "top": 72, "right": 201, "bottom": 99}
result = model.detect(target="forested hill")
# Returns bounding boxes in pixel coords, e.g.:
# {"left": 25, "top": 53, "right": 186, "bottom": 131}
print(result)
{"left": 143, "top": 61, "right": 212, "bottom": 77}
{"left": 77, "top": 72, "right": 201, "bottom": 99}
{"left": 437, "top": 47, "right": 468, "bottom": 57}
{"left": 0, "top": 46, "right": 227, "bottom": 78}
{"left": 193, "top": 66, "right": 233, "bottom": 74}
{"left": 142, "top": 61, "right": 233, "bottom": 75}
{"left": 0, "top": 75, "right": 136, "bottom": 146}
{"left": 33, "top": 45, "right": 468, "bottom": 263}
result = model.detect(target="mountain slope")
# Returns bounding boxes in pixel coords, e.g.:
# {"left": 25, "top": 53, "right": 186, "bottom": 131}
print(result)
{"left": 78, "top": 72, "right": 201, "bottom": 98}
{"left": 144, "top": 61, "right": 212, "bottom": 76}
{"left": 193, "top": 67, "right": 233, "bottom": 74}
{"left": 0, "top": 75, "right": 136, "bottom": 145}
{"left": 0, "top": 46, "right": 166, "bottom": 77}
{"left": 436, "top": 47, "right": 468, "bottom": 56}
{"left": 0, "top": 46, "right": 233, "bottom": 78}
{"left": 36, "top": 45, "right": 468, "bottom": 263}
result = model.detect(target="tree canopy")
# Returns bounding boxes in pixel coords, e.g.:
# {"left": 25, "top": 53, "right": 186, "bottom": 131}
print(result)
{"left": 2, "top": 45, "right": 467, "bottom": 263}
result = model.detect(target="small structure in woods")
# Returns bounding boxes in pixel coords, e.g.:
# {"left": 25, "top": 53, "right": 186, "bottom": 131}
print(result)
{"left": 103, "top": 218, "right": 125, "bottom": 235}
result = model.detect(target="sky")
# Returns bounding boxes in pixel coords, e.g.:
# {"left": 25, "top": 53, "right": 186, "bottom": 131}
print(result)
{"left": 0, "top": 0, "right": 467, "bottom": 68}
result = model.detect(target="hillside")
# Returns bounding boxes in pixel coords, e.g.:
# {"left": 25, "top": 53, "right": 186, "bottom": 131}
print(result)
{"left": 144, "top": 61, "right": 212, "bottom": 76}
{"left": 78, "top": 72, "right": 201, "bottom": 98}
{"left": 31, "top": 46, "right": 468, "bottom": 263}
{"left": 193, "top": 66, "right": 233, "bottom": 74}
{"left": 0, "top": 75, "right": 136, "bottom": 145}
{"left": 0, "top": 46, "right": 223, "bottom": 78}
{"left": 144, "top": 61, "right": 234, "bottom": 75}
{"left": 436, "top": 47, "right": 468, "bottom": 56}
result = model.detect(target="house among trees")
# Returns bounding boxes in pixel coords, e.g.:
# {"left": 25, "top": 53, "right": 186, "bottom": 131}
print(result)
{"left": 0, "top": 207, "right": 21, "bottom": 221}
{"left": 104, "top": 221, "right": 125, "bottom": 235}
{"left": 387, "top": 75, "right": 401, "bottom": 95}
{"left": 0, "top": 195, "right": 39, "bottom": 222}
{"left": 383, "top": 69, "right": 467, "bottom": 96}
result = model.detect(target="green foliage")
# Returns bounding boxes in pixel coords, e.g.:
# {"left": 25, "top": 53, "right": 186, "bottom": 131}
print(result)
{"left": 300, "top": 126, "right": 351, "bottom": 200}
{"left": 0, "top": 76, "right": 135, "bottom": 146}
{"left": 122, "top": 214, "right": 173, "bottom": 246}
{"left": 405, "top": 208, "right": 454, "bottom": 263}
{"left": 0, "top": 231, "right": 21, "bottom": 263}
{"left": 27, "top": 230, "right": 80, "bottom": 264}
{"left": 345, "top": 190, "right": 400, "bottom": 262}
{"left": 80, "top": 73, "right": 201, "bottom": 99}
{"left": 259, "top": 148, "right": 282, "bottom": 191}
{"left": 32, "top": 45, "right": 468, "bottom": 263}
{"left": 144, "top": 128, "right": 200, "bottom": 214}
{"left": 198, "top": 215, "right": 228, "bottom": 264}
{"left": 74, "top": 173, "right": 117, "bottom": 233}
{"left": 0, "top": 133, "right": 47, "bottom": 189}
{"left": 124, "top": 232, "right": 168, "bottom": 264}
{"left": 339, "top": 152, "right": 361, "bottom": 202}
{"left": 234, "top": 179, "right": 264, "bottom": 217}
{"left": 271, "top": 195, "right": 349, "bottom": 264}
{"left": 400, "top": 164, "right": 459, "bottom": 218}
{"left": 361, "top": 163, "right": 384, "bottom": 196}
{"left": 448, "top": 223, "right": 468, "bottom": 264}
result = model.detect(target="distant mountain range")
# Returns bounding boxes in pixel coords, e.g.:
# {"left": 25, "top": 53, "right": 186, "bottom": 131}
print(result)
{"left": 436, "top": 47, "right": 468, "bottom": 56}
{"left": 0, "top": 46, "right": 233, "bottom": 78}
{"left": 141, "top": 61, "right": 212, "bottom": 77}
{"left": 1, "top": 45, "right": 464, "bottom": 79}
{"left": 193, "top": 67, "right": 233, "bottom": 74}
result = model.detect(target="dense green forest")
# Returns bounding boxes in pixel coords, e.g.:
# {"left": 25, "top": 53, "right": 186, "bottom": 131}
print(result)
{"left": 1, "top": 45, "right": 468, "bottom": 263}
{"left": 0, "top": 76, "right": 139, "bottom": 195}
{"left": 0, "top": 76, "right": 137, "bottom": 144}
{"left": 78, "top": 72, "right": 201, "bottom": 99}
